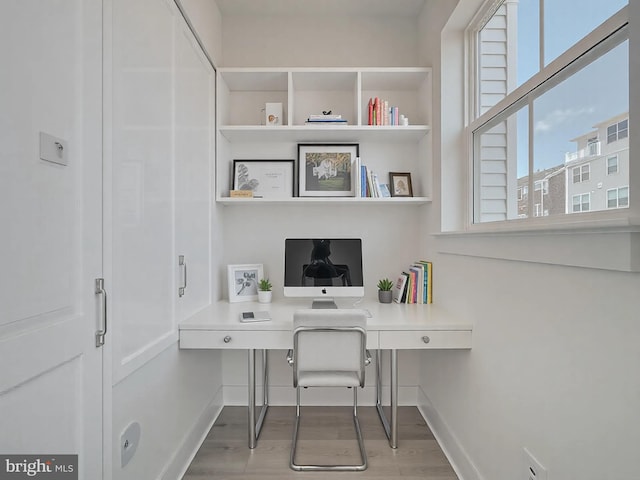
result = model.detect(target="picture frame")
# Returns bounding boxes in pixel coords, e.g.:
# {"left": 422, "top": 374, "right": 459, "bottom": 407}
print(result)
{"left": 232, "top": 159, "right": 295, "bottom": 198}
{"left": 389, "top": 172, "right": 413, "bottom": 197}
{"left": 298, "top": 143, "right": 359, "bottom": 197}
{"left": 227, "top": 264, "right": 264, "bottom": 303}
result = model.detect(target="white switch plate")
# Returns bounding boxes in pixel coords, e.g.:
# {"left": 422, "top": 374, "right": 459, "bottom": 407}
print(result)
{"left": 39, "top": 131, "right": 68, "bottom": 166}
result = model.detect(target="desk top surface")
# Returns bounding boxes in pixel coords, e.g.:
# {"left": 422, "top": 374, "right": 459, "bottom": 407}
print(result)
{"left": 179, "top": 298, "right": 472, "bottom": 332}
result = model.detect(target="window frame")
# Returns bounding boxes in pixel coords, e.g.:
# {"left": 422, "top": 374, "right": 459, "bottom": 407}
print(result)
{"left": 466, "top": 4, "right": 629, "bottom": 232}
{"left": 607, "top": 155, "right": 619, "bottom": 175}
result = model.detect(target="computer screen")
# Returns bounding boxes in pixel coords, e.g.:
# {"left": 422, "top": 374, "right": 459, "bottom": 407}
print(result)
{"left": 284, "top": 238, "right": 364, "bottom": 302}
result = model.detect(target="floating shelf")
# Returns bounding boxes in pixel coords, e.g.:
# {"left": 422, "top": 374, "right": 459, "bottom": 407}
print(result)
{"left": 218, "top": 125, "right": 430, "bottom": 143}
{"left": 217, "top": 196, "right": 431, "bottom": 206}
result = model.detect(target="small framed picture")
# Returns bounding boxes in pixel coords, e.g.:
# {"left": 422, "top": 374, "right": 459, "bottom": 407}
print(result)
{"left": 298, "top": 143, "right": 359, "bottom": 197}
{"left": 227, "top": 264, "right": 264, "bottom": 303}
{"left": 233, "top": 160, "right": 295, "bottom": 198}
{"left": 389, "top": 172, "right": 413, "bottom": 197}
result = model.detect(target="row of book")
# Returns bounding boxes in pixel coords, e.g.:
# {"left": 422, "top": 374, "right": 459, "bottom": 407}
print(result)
{"left": 367, "top": 97, "right": 401, "bottom": 126}
{"left": 392, "top": 261, "right": 433, "bottom": 304}
{"left": 353, "top": 158, "right": 391, "bottom": 197}
{"left": 305, "top": 113, "right": 347, "bottom": 125}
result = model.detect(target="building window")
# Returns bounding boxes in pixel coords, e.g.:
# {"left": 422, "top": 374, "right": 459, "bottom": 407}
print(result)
{"left": 607, "top": 186, "right": 629, "bottom": 208}
{"left": 572, "top": 193, "right": 591, "bottom": 213}
{"left": 572, "top": 165, "right": 590, "bottom": 184}
{"left": 607, "top": 119, "right": 629, "bottom": 143}
{"left": 468, "top": 0, "right": 628, "bottom": 225}
{"left": 607, "top": 155, "right": 619, "bottom": 175}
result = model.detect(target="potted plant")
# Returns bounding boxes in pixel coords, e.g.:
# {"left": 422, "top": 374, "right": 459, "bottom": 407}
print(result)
{"left": 377, "top": 278, "right": 394, "bottom": 303}
{"left": 258, "top": 278, "right": 272, "bottom": 304}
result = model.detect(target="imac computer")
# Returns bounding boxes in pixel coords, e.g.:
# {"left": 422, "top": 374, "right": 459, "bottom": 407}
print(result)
{"left": 284, "top": 238, "right": 364, "bottom": 308}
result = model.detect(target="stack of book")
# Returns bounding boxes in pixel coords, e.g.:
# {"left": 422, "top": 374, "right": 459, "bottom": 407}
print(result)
{"left": 367, "top": 97, "right": 400, "bottom": 126}
{"left": 392, "top": 261, "right": 433, "bottom": 304}
{"left": 306, "top": 114, "right": 348, "bottom": 125}
{"left": 353, "top": 157, "right": 391, "bottom": 198}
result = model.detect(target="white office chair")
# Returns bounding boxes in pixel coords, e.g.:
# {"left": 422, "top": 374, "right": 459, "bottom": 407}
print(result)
{"left": 286, "top": 309, "right": 371, "bottom": 471}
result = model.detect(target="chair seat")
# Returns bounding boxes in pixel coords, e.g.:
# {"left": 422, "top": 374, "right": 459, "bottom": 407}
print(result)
{"left": 297, "top": 371, "right": 361, "bottom": 388}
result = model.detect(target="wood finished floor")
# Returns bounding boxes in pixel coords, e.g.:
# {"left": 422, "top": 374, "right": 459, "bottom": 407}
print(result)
{"left": 182, "top": 406, "right": 458, "bottom": 479}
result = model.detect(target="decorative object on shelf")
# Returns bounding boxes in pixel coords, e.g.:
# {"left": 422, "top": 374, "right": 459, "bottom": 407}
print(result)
{"left": 298, "top": 143, "right": 359, "bottom": 197}
{"left": 377, "top": 278, "right": 394, "bottom": 303}
{"left": 230, "top": 190, "right": 254, "bottom": 198}
{"left": 389, "top": 172, "right": 413, "bottom": 197}
{"left": 227, "top": 264, "right": 264, "bottom": 303}
{"left": 265, "top": 102, "right": 283, "bottom": 126}
{"left": 232, "top": 159, "right": 295, "bottom": 198}
{"left": 258, "top": 278, "right": 273, "bottom": 304}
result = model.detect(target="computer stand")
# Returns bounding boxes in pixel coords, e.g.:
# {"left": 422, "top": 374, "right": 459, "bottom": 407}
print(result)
{"left": 311, "top": 298, "right": 338, "bottom": 309}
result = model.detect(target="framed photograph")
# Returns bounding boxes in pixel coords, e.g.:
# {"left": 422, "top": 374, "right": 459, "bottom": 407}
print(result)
{"left": 298, "top": 143, "right": 359, "bottom": 197}
{"left": 232, "top": 160, "right": 295, "bottom": 198}
{"left": 227, "top": 264, "right": 264, "bottom": 303}
{"left": 389, "top": 172, "right": 413, "bottom": 197}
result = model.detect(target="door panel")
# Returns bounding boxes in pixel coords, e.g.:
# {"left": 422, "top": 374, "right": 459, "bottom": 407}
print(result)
{"left": 0, "top": 1, "right": 103, "bottom": 478}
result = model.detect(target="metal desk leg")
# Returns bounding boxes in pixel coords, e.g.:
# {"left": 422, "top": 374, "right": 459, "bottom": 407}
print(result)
{"left": 390, "top": 348, "right": 398, "bottom": 448}
{"left": 375, "top": 349, "right": 399, "bottom": 449}
{"left": 248, "top": 349, "right": 269, "bottom": 449}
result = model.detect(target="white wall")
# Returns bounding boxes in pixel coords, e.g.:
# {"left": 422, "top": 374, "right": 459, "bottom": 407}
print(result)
{"left": 221, "top": 13, "right": 420, "bottom": 67}
{"left": 418, "top": 1, "right": 640, "bottom": 479}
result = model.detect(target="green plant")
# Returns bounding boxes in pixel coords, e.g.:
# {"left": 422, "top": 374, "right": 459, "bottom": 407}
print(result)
{"left": 258, "top": 278, "right": 272, "bottom": 291}
{"left": 377, "top": 278, "right": 394, "bottom": 291}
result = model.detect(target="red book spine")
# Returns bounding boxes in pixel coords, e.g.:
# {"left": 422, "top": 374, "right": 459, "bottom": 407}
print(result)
{"left": 368, "top": 98, "right": 373, "bottom": 126}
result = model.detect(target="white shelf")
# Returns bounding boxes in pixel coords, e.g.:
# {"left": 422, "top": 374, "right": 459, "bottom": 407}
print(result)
{"left": 216, "top": 66, "right": 432, "bottom": 201}
{"left": 217, "top": 196, "right": 431, "bottom": 206}
{"left": 218, "top": 124, "right": 430, "bottom": 143}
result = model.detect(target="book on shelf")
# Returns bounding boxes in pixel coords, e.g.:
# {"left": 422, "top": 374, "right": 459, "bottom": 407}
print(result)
{"left": 305, "top": 120, "right": 348, "bottom": 125}
{"left": 308, "top": 114, "right": 342, "bottom": 121}
{"left": 366, "top": 97, "right": 402, "bottom": 126}
{"left": 393, "top": 261, "right": 433, "bottom": 304}
{"left": 393, "top": 273, "right": 409, "bottom": 303}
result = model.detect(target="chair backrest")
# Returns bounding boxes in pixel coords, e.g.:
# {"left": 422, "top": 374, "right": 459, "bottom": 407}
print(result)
{"left": 292, "top": 309, "right": 367, "bottom": 387}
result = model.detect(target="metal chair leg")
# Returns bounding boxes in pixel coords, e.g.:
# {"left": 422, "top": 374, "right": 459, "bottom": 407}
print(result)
{"left": 290, "top": 387, "right": 368, "bottom": 471}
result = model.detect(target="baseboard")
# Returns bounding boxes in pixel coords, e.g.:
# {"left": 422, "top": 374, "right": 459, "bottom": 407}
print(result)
{"left": 417, "top": 387, "right": 484, "bottom": 480}
{"left": 223, "top": 384, "right": 419, "bottom": 406}
{"left": 159, "top": 386, "right": 224, "bottom": 480}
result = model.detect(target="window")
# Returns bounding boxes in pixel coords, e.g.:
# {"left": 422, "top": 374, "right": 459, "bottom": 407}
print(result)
{"left": 572, "top": 165, "right": 590, "bottom": 184}
{"left": 572, "top": 193, "right": 591, "bottom": 213}
{"left": 607, "top": 119, "right": 628, "bottom": 143}
{"left": 469, "top": 0, "right": 628, "bottom": 225}
{"left": 607, "top": 187, "right": 629, "bottom": 208}
{"left": 607, "top": 155, "right": 619, "bottom": 175}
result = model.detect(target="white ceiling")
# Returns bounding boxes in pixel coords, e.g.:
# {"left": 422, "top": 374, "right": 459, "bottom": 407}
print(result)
{"left": 215, "top": 0, "right": 428, "bottom": 17}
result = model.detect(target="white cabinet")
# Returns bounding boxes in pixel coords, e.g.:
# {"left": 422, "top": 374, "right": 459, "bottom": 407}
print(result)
{"left": 215, "top": 67, "right": 431, "bottom": 205}
{"left": 110, "top": 0, "right": 213, "bottom": 380}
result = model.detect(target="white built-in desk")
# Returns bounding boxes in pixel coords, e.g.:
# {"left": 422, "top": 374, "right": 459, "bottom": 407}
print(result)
{"left": 179, "top": 299, "right": 472, "bottom": 448}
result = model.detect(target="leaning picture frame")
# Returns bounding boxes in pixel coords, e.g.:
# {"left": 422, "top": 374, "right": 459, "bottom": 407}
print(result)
{"left": 389, "top": 172, "right": 413, "bottom": 197}
{"left": 232, "top": 159, "right": 295, "bottom": 198}
{"left": 227, "top": 264, "right": 264, "bottom": 303}
{"left": 298, "top": 143, "right": 359, "bottom": 197}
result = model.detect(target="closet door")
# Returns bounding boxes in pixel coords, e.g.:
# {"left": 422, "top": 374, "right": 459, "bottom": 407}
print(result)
{"left": 175, "top": 23, "right": 214, "bottom": 321}
{"left": 111, "top": 0, "right": 176, "bottom": 379}
{"left": 0, "top": 1, "right": 104, "bottom": 478}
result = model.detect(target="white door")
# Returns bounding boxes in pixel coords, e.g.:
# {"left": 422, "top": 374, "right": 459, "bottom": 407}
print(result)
{"left": 0, "top": 2, "right": 104, "bottom": 479}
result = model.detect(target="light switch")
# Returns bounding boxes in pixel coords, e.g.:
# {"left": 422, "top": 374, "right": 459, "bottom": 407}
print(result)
{"left": 39, "top": 131, "right": 68, "bottom": 166}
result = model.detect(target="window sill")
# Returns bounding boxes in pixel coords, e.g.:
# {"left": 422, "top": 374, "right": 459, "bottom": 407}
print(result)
{"left": 434, "top": 215, "right": 640, "bottom": 272}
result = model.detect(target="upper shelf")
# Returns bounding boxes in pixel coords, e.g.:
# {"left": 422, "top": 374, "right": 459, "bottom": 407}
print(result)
{"left": 217, "top": 196, "right": 432, "bottom": 206}
{"left": 218, "top": 124, "right": 430, "bottom": 143}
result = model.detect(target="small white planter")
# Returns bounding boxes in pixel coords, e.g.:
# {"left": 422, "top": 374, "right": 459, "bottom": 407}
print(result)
{"left": 258, "top": 291, "right": 272, "bottom": 304}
